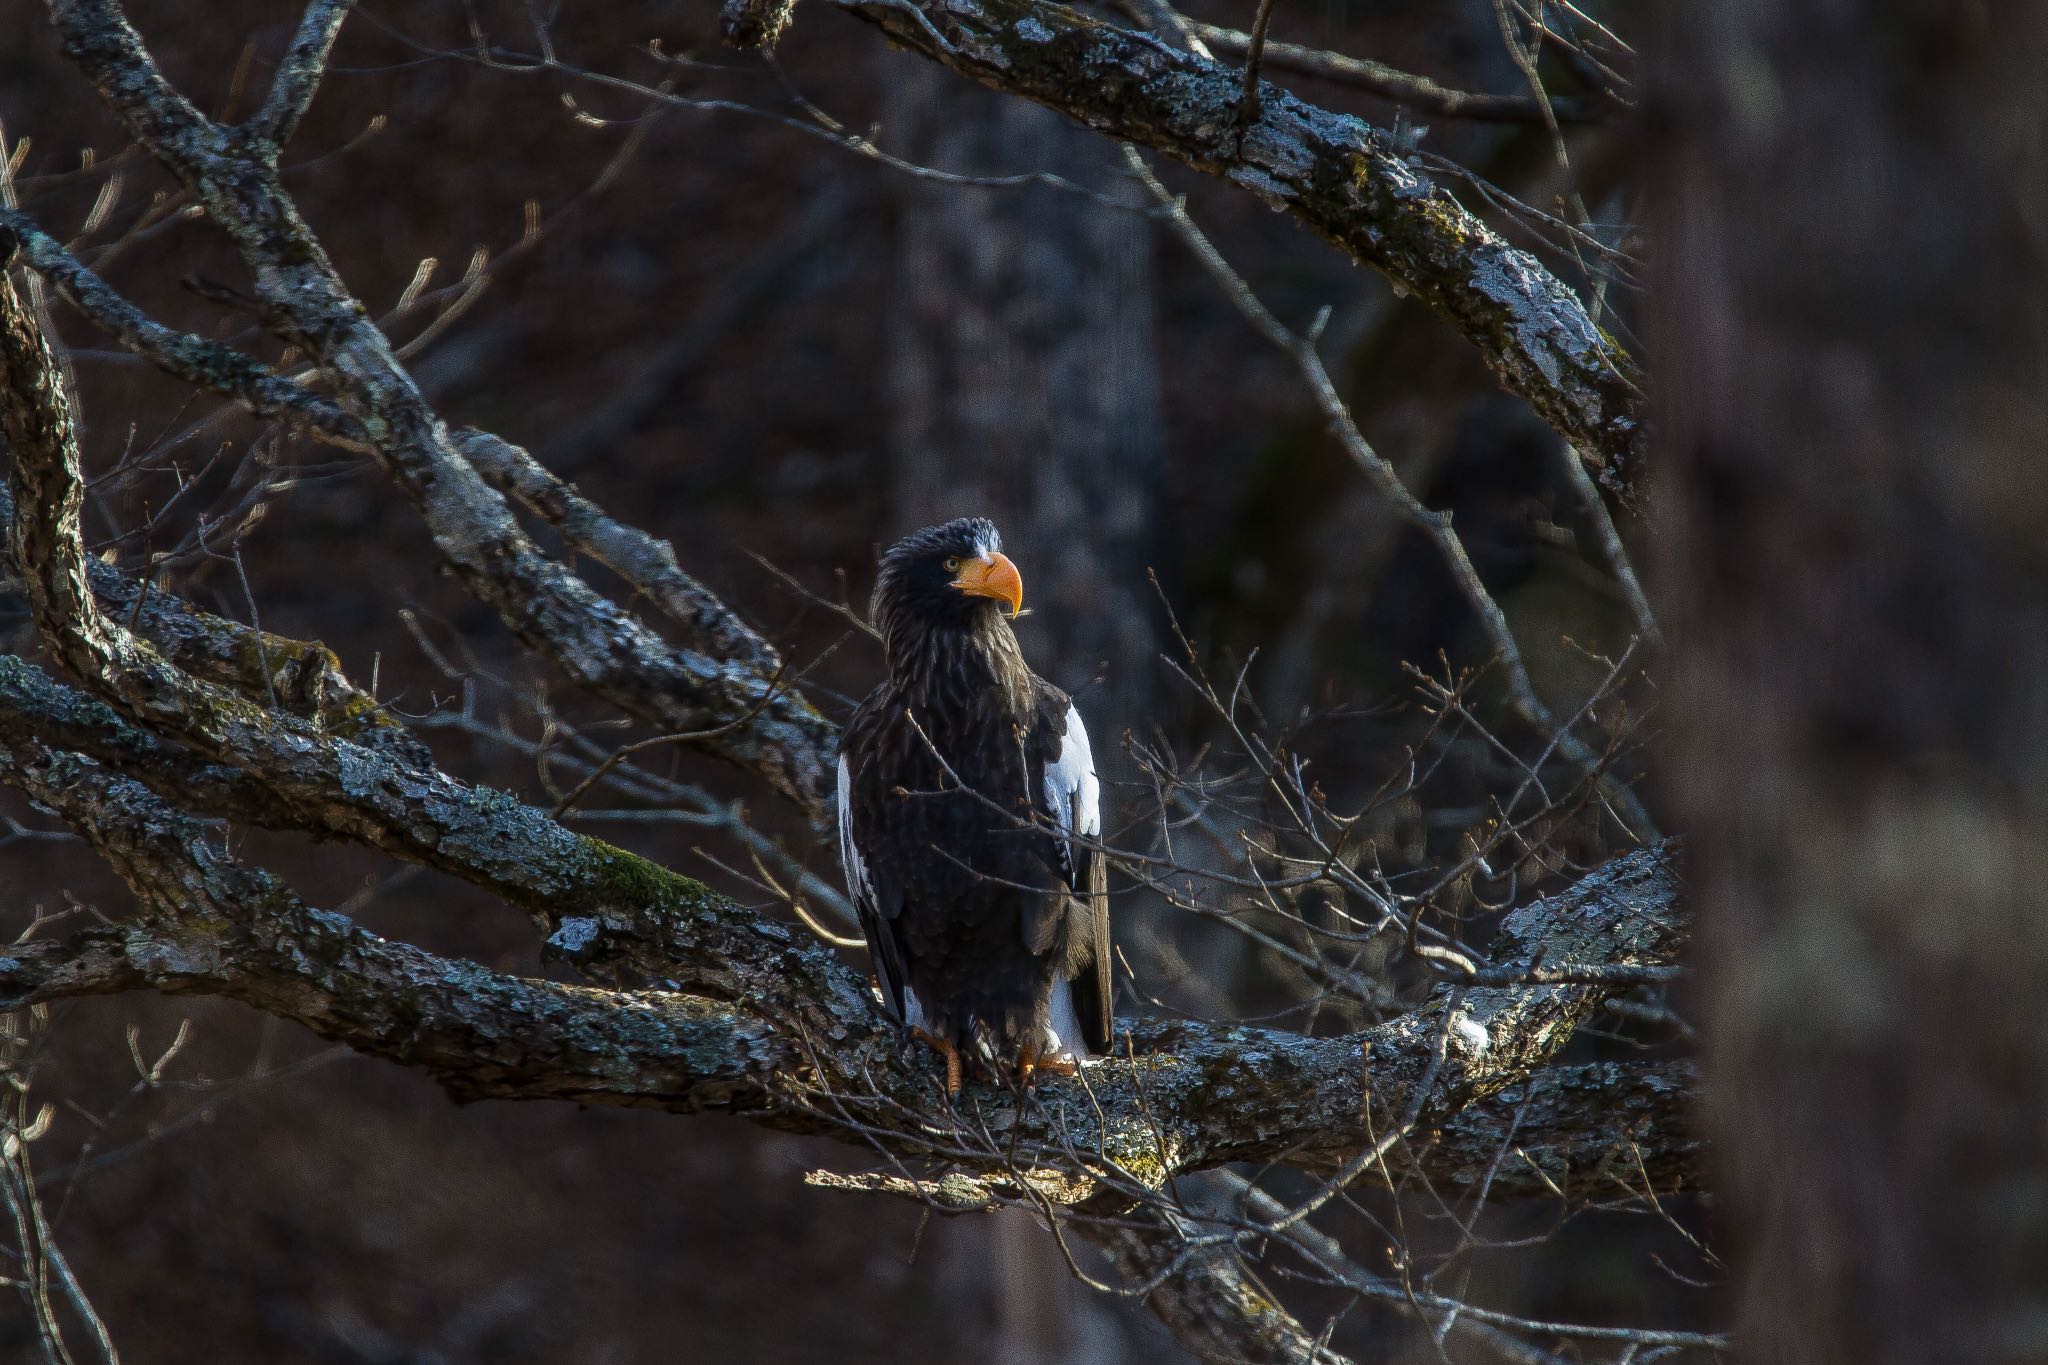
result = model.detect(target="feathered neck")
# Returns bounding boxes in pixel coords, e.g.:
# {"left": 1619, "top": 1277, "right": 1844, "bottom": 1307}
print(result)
{"left": 880, "top": 604, "right": 1031, "bottom": 716}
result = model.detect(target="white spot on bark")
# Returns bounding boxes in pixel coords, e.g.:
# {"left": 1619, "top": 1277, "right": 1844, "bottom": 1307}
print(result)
{"left": 548, "top": 917, "right": 601, "bottom": 957}
{"left": 1452, "top": 1011, "right": 1491, "bottom": 1056}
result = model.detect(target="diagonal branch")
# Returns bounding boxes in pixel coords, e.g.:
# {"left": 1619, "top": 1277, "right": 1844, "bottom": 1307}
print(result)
{"left": 0, "top": 744, "right": 789, "bottom": 1112}
{"left": 0, "top": 264, "right": 833, "bottom": 1007}
{"left": 0, "top": 210, "right": 792, "bottom": 689}
{"left": 0, "top": 651, "right": 822, "bottom": 1002}
{"left": 0, "top": 211, "right": 363, "bottom": 445}
{"left": 1084, "top": 1199, "right": 1355, "bottom": 1365}
{"left": 1126, "top": 147, "right": 1655, "bottom": 839}
{"left": 246, "top": 0, "right": 355, "bottom": 155}
{"left": 33, "top": 1, "right": 840, "bottom": 822}
{"left": 830, "top": 0, "right": 1645, "bottom": 484}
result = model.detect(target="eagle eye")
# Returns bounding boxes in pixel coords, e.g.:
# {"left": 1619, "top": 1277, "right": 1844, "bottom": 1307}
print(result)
{"left": 942, "top": 556, "right": 963, "bottom": 573}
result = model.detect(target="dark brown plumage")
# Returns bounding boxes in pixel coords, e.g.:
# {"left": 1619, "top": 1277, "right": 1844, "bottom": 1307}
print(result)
{"left": 836, "top": 518, "right": 1109, "bottom": 1093}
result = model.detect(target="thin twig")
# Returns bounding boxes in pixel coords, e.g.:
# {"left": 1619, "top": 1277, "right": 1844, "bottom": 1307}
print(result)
{"left": 1236, "top": 0, "right": 1281, "bottom": 124}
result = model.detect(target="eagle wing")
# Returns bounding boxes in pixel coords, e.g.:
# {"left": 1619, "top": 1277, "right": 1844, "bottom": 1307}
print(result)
{"left": 838, "top": 743, "right": 916, "bottom": 1029}
{"left": 1040, "top": 693, "right": 1112, "bottom": 1055}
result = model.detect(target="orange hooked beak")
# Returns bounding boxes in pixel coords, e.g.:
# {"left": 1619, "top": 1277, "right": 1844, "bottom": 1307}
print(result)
{"left": 951, "top": 550, "right": 1024, "bottom": 618}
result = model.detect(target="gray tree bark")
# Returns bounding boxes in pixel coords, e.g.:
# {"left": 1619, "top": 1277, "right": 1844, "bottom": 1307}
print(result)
{"left": 1651, "top": 5, "right": 2048, "bottom": 1362}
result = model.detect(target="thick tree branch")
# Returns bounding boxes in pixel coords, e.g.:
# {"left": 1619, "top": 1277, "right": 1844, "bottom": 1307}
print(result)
{"left": 0, "top": 653, "right": 819, "bottom": 1001}
{"left": 0, "top": 265, "right": 837, "bottom": 1013}
{"left": 0, "top": 746, "right": 786, "bottom": 1113}
{"left": 451, "top": 429, "right": 788, "bottom": 679}
{"left": 0, "top": 211, "right": 792, "bottom": 694}
{"left": 29, "top": 3, "right": 840, "bottom": 821}
{"left": 0, "top": 704, "right": 1690, "bottom": 1203}
{"left": 0, "top": 611, "right": 1691, "bottom": 1188}
{"left": 0, "top": 724, "right": 1689, "bottom": 1365}
{"left": 832, "top": 0, "right": 1644, "bottom": 484}
{"left": 0, "top": 259, "right": 358, "bottom": 771}
{"left": 0, "top": 622, "right": 1702, "bottom": 1199}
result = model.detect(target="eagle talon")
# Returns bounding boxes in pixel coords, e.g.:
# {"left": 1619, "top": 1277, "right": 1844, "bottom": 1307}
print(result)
{"left": 1012, "top": 1043, "right": 1079, "bottom": 1093}
{"left": 910, "top": 1026, "right": 963, "bottom": 1099}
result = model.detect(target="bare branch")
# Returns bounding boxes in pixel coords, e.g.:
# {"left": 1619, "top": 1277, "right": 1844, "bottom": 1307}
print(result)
{"left": 7, "top": 14, "right": 839, "bottom": 818}
{"left": 0, "top": 210, "right": 363, "bottom": 442}
{"left": 453, "top": 429, "right": 788, "bottom": 680}
{"left": 0, "top": 688, "right": 1689, "bottom": 1200}
{"left": 1125, "top": 148, "right": 1656, "bottom": 840}
{"left": 246, "top": 0, "right": 355, "bottom": 155}
{"left": 1186, "top": 19, "right": 1597, "bottom": 124}
{"left": 830, "top": 0, "right": 1645, "bottom": 484}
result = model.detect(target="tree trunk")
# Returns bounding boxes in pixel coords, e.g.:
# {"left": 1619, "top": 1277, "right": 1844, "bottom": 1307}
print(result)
{"left": 1650, "top": 5, "right": 2048, "bottom": 1362}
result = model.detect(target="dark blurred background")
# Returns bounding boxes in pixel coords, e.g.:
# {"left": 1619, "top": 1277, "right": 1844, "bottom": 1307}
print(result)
{"left": 0, "top": 1, "right": 1682, "bottom": 1360}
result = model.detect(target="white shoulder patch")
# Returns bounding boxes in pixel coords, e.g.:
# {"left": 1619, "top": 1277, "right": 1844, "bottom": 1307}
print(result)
{"left": 1044, "top": 703, "right": 1099, "bottom": 837}
{"left": 836, "top": 753, "right": 873, "bottom": 909}
{"left": 1043, "top": 977, "right": 1096, "bottom": 1065}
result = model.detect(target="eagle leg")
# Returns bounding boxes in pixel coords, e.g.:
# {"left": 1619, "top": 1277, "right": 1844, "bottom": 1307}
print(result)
{"left": 910, "top": 1026, "right": 964, "bottom": 1099}
{"left": 1012, "top": 1041, "right": 1079, "bottom": 1092}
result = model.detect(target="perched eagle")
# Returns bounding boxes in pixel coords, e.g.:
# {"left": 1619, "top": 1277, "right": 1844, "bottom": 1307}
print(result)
{"left": 837, "top": 518, "right": 1110, "bottom": 1095}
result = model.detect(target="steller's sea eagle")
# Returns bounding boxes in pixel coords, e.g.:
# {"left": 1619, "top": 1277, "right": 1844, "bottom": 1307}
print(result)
{"left": 837, "top": 518, "right": 1111, "bottom": 1096}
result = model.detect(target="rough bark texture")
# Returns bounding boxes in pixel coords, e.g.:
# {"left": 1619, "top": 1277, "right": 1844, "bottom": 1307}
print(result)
{"left": 836, "top": 0, "right": 1646, "bottom": 487}
{"left": 5, "top": 247, "right": 1687, "bottom": 1185}
{"left": 1651, "top": 4, "right": 2048, "bottom": 1361}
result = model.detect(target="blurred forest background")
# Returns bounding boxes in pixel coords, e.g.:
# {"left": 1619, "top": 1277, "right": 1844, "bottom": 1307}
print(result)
{"left": 5, "top": 0, "right": 1680, "bottom": 1358}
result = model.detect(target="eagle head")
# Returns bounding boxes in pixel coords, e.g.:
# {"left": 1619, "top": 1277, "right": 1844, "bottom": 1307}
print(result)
{"left": 872, "top": 517, "right": 1024, "bottom": 627}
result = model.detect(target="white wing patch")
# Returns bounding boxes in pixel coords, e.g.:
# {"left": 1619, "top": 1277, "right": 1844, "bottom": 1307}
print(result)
{"left": 1044, "top": 703, "right": 1100, "bottom": 838}
{"left": 1043, "top": 703, "right": 1100, "bottom": 1066}
{"left": 1044, "top": 977, "right": 1085, "bottom": 1062}
{"left": 836, "top": 754, "right": 873, "bottom": 910}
